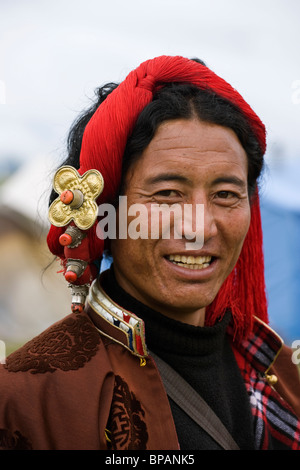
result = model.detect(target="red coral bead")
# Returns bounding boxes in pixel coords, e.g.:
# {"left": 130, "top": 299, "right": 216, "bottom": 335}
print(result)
{"left": 71, "top": 304, "right": 83, "bottom": 313}
{"left": 59, "top": 233, "right": 73, "bottom": 246}
{"left": 65, "top": 271, "right": 77, "bottom": 282}
{"left": 60, "top": 190, "right": 74, "bottom": 205}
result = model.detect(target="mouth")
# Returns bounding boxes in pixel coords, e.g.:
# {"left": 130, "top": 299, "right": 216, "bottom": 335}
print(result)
{"left": 166, "top": 254, "right": 214, "bottom": 270}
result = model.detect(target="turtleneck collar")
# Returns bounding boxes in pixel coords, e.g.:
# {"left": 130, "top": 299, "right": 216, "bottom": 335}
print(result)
{"left": 100, "top": 265, "right": 231, "bottom": 358}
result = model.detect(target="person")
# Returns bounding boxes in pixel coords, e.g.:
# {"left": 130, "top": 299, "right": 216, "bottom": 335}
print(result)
{"left": 0, "top": 55, "right": 299, "bottom": 451}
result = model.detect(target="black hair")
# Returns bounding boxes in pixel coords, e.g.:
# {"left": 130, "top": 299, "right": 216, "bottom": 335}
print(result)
{"left": 121, "top": 83, "right": 263, "bottom": 197}
{"left": 49, "top": 82, "right": 118, "bottom": 205}
{"left": 49, "top": 65, "right": 263, "bottom": 204}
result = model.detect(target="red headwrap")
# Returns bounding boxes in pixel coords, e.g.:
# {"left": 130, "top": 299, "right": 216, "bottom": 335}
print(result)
{"left": 47, "top": 55, "right": 268, "bottom": 338}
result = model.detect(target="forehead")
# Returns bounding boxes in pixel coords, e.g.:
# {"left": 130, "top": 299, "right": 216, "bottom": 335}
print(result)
{"left": 126, "top": 118, "right": 248, "bottom": 185}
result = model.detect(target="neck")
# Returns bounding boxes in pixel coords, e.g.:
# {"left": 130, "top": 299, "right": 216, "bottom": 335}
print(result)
{"left": 113, "top": 268, "right": 206, "bottom": 327}
{"left": 99, "top": 266, "right": 231, "bottom": 358}
{"left": 150, "top": 305, "right": 206, "bottom": 327}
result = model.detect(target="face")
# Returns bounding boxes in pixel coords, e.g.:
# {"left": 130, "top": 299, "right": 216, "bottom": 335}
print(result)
{"left": 110, "top": 119, "right": 251, "bottom": 326}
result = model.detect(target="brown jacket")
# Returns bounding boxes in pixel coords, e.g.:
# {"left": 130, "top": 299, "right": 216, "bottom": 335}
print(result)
{"left": 0, "top": 302, "right": 299, "bottom": 450}
{"left": 0, "top": 309, "right": 178, "bottom": 450}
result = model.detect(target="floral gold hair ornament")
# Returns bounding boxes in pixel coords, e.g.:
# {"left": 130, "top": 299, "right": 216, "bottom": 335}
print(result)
{"left": 48, "top": 165, "right": 104, "bottom": 231}
{"left": 48, "top": 165, "right": 104, "bottom": 313}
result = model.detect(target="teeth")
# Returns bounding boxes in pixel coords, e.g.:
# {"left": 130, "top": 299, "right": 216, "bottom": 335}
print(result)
{"left": 169, "top": 254, "right": 211, "bottom": 264}
{"left": 168, "top": 254, "right": 212, "bottom": 269}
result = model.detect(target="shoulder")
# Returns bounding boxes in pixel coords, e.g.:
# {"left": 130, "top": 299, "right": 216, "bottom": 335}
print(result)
{"left": 3, "top": 311, "right": 101, "bottom": 375}
{"left": 231, "top": 317, "right": 300, "bottom": 421}
{"left": 270, "top": 343, "right": 300, "bottom": 419}
{"left": 0, "top": 312, "right": 115, "bottom": 450}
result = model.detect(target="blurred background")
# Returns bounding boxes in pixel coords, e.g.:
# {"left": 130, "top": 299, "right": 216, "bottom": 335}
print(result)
{"left": 0, "top": 0, "right": 299, "bottom": 354}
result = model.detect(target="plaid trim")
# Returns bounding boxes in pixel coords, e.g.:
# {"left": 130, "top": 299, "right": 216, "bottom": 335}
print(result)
{"left": 231, "top": 318, "right": 300, "bottom": 450}
{"left": 229, "top": 317, "right": 283, "bottom": 374}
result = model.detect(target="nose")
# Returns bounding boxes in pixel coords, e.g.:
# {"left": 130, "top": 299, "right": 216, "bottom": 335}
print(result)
{"left": 181, "top": 196, "right": 217, "bottom": 249}
{"left": 203, "top": 200, "right": 218, "bottom": 242}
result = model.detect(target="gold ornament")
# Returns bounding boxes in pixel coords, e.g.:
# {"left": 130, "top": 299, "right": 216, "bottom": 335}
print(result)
{"left": 265, "top": 374, "right": 278, "bottom": 386}
{"left": 48, "top": 166, "right": 104, "bottom": 230}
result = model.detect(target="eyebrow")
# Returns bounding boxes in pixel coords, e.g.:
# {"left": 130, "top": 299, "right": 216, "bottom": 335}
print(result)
{"left": 145, "top": 173, "right": 247, "bottom": 189}
{"left": 212, "top": 176, "right": 247, "bottom": 189}
{"left": 145, "top": 173, "right": 190, "bottom": 185}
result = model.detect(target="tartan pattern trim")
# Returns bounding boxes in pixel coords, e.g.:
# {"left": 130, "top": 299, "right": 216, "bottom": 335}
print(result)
{"left": 240, "top": 366, "right": 300, "bottom": 450}
{"left": 231, "top": 318, "right": 300, "bottom": 450}
{"left": 229, "top": 316, "right": 283, "bottom": 374}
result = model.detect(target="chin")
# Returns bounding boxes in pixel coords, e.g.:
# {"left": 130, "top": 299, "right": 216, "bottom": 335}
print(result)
{"left": 160, "top": 293, "right": 215, "bottom": 314}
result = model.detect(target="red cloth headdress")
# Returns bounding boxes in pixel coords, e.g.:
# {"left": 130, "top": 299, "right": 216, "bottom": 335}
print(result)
{"left": 47, "top": 55, "right": 268, "bottom": 338}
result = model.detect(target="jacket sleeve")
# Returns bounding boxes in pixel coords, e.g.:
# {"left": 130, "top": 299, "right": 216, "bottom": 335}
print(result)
{"left": 0, "top": 313, "right": 115, "bottom": 450}
{"left": 270, "top": 344, "right": 300, "bottom": 419}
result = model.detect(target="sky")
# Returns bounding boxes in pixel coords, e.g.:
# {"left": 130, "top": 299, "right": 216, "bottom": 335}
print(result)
{"left": 0, "top": 0, "right": 300, "bottom": 172}
{"left": 0, "top": 0, "right": 300, "bottom": 342}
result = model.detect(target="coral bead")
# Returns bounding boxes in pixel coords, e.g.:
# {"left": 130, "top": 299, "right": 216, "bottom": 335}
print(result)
{"left": 65, "top": 271, "right": 77, "bottom": 282}
{"left": 60, "top": 190, "right": 74, "bottom": 205}
{"left": 59, "top": 233, "right": 73, "bottom": 246}
{"left": 71, "top": 303, "right": 84, "bottom": 313}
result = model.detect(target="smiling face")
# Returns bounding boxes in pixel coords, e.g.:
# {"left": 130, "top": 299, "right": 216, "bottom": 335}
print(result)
{"left": 110, "top": 118, "right": 251, "bottom": 326}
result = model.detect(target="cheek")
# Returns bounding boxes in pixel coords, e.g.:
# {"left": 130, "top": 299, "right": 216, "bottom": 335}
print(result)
{"left": 217, "top": 205, "right": 251, "bottom": 262}
{"left": 229, "top": 208, "right": 251, "bottom": 254}
{"left": 111, "top": 237, "right": 157, "bottom": 280}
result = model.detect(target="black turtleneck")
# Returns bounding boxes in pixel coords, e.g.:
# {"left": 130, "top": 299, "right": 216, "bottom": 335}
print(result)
{"left": 101, "top": 266, "right": 255, "bottom": 450}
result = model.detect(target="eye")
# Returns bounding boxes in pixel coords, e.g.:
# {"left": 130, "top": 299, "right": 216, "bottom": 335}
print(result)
{"left": 155, "top": 190, "right": 179, "bottom": 197}
{"left": 151, "top": 189, "right": 182, "bottom": 205}
{"left": 214, "top": 190, "right": 240, "bottom": 205}
{"left": 216, "top": 190, "right": 235, "bottom": 199}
